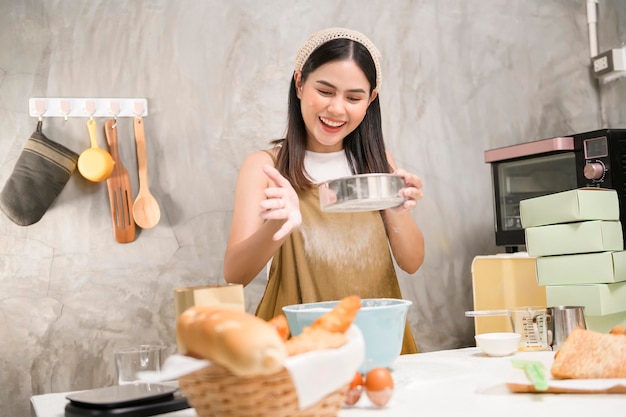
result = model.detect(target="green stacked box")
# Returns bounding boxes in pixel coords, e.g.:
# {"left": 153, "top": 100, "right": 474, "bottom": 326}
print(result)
{"left": 520, "top": 188, "right": 626, "bottom": 332}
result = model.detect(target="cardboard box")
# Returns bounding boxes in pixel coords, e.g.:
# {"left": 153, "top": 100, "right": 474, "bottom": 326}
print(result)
{"left": 536, "top": 250, "right": 626, "bottom": 285}
{"left": 526, "top": 220, "right": 623, "bottom": 257}
{"left": 520, "top": 188, "right": 619, "bottom": 228}
{"left": 545, "top": 282, "right": 626, "bottom": 316}
{"left": 584, "top": 311, "right": 626, "bottom": 333}
{"left": 173, "top": 284, "right": 244, "bottom": 353}
{"left": 471, "top": 254, "right": 546, "bottom": 334}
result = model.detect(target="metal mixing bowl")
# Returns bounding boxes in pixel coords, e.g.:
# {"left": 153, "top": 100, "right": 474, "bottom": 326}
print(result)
{"left": 318, "top": 173, "right": 406, "bottom": 213}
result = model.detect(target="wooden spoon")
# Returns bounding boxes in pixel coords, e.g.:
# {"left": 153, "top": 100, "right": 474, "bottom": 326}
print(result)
{"left": 132, "top": 116, "right": 161, "bottom": 229}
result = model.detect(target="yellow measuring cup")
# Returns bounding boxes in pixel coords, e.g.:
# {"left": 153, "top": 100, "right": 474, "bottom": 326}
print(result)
{"left": 78, "top": 119, "right": 115, "bottom": 182}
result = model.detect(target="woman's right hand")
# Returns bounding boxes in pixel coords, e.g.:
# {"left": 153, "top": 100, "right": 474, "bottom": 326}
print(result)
{"left": 260, "top": 165, "right": 302, "bottom": 241}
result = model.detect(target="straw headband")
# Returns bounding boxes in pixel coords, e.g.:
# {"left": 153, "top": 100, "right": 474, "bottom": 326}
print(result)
{"left": 294, "top": 27, "right": 382, "bottom": 91}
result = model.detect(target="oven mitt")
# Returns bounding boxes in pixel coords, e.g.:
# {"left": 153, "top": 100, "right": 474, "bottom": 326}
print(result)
{"left": 0, "top": 121, "right": 79, "bottom": 226}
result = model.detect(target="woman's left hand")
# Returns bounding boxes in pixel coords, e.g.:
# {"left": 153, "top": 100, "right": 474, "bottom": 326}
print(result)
{"left": 393, "top": 168, "right": 424, "bottom": 211}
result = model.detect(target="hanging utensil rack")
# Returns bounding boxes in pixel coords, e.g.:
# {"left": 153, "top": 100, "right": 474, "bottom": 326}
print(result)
{"left": 29, "top": 98, "right": 148, "bottom": 120}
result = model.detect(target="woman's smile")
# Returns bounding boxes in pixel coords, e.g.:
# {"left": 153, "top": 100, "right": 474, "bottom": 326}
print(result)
{"left": 319, "top": 116, "right": 346, "bottom": 130}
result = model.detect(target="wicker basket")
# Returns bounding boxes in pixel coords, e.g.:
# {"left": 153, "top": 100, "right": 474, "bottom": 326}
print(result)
{"left": 179, "top": 364, "right": 348, "bottom": 417}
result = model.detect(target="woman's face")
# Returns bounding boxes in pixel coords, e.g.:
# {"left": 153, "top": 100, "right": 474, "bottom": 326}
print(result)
{"left": 295, "top": 60, "right": 377, "bottom": 153}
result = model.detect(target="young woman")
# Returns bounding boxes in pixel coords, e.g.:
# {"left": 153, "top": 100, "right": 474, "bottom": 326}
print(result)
{"left": 224, "top": 28, "right": 424, "bottom": 353}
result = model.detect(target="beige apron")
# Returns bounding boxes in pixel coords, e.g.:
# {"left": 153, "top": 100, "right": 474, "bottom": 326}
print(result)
{"left": 255, "top": 185, "right": 418, "bottom": 354}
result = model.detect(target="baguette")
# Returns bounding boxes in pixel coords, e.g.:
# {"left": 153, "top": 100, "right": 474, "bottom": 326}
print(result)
{"left": 177, "top": 306, "right": 287, "bottom": 376}
{"left": 285, "top": 328, "right": 348, "bottom": 356}
{"left": 309, "top": 295, "right": 361, "bottom": 333}
{"left": 268, "top": 314, "right": 290, "bottom": 341}
{"left": 609, "top": 325, "right": 626, "bottom": 336}
{"left": 283, "top": 295, "right": 361, "bottom": 356}
{"left": 550, "top": 328, "right": 626, "bottom": 379}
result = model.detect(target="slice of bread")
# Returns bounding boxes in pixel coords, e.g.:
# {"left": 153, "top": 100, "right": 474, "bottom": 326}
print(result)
{"left": 551, "top": 328, "right": 626, "bottom": 379}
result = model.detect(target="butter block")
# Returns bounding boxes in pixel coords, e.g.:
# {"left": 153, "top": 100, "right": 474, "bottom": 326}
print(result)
{"left": 584, "top": 311, "right": 626, "bottom": 333}
{"left": 525, "top": 220, "right": 623, "bottom": 257}
{"left": 520, "top": 188, "right": 619, "bottom": 228}
{"left": 536, "top": 251, "right": 626, "bottom": 285}
{"left": 546, "top": 282, "right": 626, "bottom": 316}
{"left": 471, "top": 254, "right": 546, "bottom": 334}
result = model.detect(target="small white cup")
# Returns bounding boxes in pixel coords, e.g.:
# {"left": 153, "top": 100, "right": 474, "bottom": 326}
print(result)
{"left": 114, "top": 345, "right": 166, "bottom": 385}
{"left": 475, "top": 332, "right": 522, "bottom": 357}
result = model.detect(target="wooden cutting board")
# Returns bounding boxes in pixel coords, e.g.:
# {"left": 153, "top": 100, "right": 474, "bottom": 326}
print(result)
{"left": 506, "top": 351, "right": 626, "bottom": 394}
{"left": 507, "top": 382, "right": 626, "bottom": 394}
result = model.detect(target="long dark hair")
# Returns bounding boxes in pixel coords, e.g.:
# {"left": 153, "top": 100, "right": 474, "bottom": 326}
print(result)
{"left": 272, "top": 38, "right": 391, "bottom": 191}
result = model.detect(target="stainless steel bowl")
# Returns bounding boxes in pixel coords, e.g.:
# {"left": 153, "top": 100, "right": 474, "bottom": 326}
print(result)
{"left": 318, "top": 173, "right": 406, "bottom": 213}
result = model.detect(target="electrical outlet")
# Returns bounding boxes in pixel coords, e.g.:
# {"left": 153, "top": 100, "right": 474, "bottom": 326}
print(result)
{"left": 591, "top": 47, "right": 626, "bottom": 82}
{"left": 593, "top": 55, "right": 609, "bottom": 72}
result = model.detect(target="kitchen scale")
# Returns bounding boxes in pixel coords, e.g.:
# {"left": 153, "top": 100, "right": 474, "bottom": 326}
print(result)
{"left": 64, "top": 383, "right": 190, "bottom": 417}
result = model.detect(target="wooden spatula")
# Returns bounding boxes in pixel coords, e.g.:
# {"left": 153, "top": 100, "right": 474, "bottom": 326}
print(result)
{"left": 104, "top": 119, "right": 136, "bottom": 243}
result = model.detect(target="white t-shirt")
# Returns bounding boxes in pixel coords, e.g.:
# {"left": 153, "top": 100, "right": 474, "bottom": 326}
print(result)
{"left": 304, "top": 150, "right": 352, "bottom": 183}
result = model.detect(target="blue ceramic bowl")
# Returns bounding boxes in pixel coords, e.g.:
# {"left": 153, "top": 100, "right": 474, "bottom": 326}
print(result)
{"left": 282, "top": 298, "right": 411, "bottom": 373}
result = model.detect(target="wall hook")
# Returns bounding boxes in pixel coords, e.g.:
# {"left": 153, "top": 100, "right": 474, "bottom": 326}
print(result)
{"left": 34, "top": 100, "right": 46, "bottom": 122}
{"left": 109, "top": 100, "right": 120, "bottom": 128}
{"left": 85, "top": 100, "right": 96, "bottom": 120}
{"left": 60, "top": 100, "right": 71, "bottom": 122}
{"left": 134, "top": 101, "right": 145, "bottom": 117}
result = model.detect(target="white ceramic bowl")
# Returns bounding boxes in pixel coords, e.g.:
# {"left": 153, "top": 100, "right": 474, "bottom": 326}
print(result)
{"left": 474, "top": 332, "right": 521, "bottom": 357}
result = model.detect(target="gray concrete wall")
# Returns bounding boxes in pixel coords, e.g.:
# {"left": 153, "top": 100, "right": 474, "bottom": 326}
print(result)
{"left": 1, "top": 1, "right": 624, "bottom": 415}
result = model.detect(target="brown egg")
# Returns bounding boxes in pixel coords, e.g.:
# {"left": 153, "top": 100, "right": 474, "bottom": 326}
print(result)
{"left": 365, "top": 367, "right": 394, "bottom": 407}
{"left": 344, "top": 371, "right": 364, "bottom": 406}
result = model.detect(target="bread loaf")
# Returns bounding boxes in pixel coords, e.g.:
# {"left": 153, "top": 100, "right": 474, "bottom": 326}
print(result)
{"left": 551, "top": 328, "right": 626, "bottom": 379}
{"left": 177, "top": 306, "right": 287, "bottom": 376}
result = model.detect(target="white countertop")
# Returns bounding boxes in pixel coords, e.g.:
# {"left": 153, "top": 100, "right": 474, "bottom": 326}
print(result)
{"left": 31, "top": 347, "right": 625, "bottom": 417}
